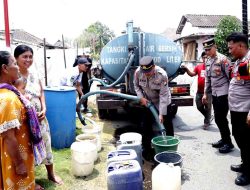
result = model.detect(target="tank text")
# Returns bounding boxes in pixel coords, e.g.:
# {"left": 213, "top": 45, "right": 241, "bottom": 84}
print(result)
{"left": 101, "top": 58, "right": 128, "bottom": 64}
{"left": 166, "top": 56, "right": 181, "bottom": 63}
{"left": 158, "top": 45, "right": 177, "bottom": 52}
{"left": 146, "top": 45, "right": 155, "bottom": 52}
{"left": 106, "top": 46, "right": 127, "bottom": 53}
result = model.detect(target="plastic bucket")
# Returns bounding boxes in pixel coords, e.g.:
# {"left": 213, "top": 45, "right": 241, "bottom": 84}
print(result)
{"left": 151, "top": 136, "right": 180, "bottom": 154}
{"left": 76, "top": 134, "right": 97, "bottom": 146}
{"left": 82, "top": 125, "right": 102, "bottom": 152}
{"left": 44, "top": 86, "right": 76, "bottom": 149}
{"left": 76, "top": 134, "right": 98, "bottom": 161}
{"left": 154, "top": 151, "right": 183, "bottom": 167}
{"left": 70, "top": 141, "right": 97, "bottom": 176}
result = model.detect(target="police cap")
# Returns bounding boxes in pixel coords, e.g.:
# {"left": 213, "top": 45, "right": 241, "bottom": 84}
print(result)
{"left": 203, "top": 38, "right": 215, "bottom": 49}
{"left": 139, "top": 56, "right": 154, "bottom": 72}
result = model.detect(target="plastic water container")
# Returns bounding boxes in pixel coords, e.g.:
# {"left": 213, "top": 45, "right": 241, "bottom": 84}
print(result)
{"left": 117, "top": 133, "right": 142, "bottom": 167}
{"left": 120, "top": 132, "right": 142, "bottom": 144}
{"left": 70, "top": 141, "right": 97, "bottom": 176}
{"left": 152, "top": 163, "right": 181, "bottom": 190}
{"left": 76, "top": 134, "right": 98, "bottom": 161}
{"left": 107, "top": 149, "right": 138, "bottom": 166}
{"left": 44, "top": 86, "right": 76, "bottom": 149}
{"left": 82, "top": 125, "right": 102, "bottom": 152}
{"left": 107, "top": 160, "right": 143, "bottom": 190}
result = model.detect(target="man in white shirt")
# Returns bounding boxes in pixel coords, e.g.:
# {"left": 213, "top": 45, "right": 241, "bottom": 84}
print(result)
{"left": 60, "top": 57, "right": 91, "bottom": 97}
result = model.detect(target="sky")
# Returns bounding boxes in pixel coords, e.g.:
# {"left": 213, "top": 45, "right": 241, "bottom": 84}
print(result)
{"left": 0, "top": 0, "right": 248, "bottom": 44}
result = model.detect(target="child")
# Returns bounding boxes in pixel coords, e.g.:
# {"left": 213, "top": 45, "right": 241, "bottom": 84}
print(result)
{"left": 14, "top": 77, "right": 31, "bottom": 100}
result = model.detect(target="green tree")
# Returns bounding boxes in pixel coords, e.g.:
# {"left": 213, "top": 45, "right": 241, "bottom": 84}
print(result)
{"left": 75, "top": 21, "right": 115, "bottom": 59}
{"left": 214, "top": 16, "right": 242, "bottom": 56}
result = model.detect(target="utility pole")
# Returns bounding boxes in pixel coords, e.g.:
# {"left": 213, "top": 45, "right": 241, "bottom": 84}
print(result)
{"left": 43, "top": 38, "right": 48, "bottom": 86}
{"left": 242, "top": 0, "right": 248, "bottom": 35}
{"left": 3, "top": 0, "right": 10, "bottom": 47}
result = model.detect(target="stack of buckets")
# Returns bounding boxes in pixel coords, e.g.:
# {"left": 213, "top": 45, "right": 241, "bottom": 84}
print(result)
{"left": 151, "top": 135, "right": 182, "bottom": 190}
{"left": 107, "top": 132, "right": 143, "bottom": 190}
{"left": 70, "top": 124, "right": 103, "bottom": 177}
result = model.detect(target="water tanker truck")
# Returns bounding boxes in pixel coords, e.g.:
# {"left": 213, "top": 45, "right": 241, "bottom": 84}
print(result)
{"left": 92, "top": 21, "right": 193, "bottom": 119}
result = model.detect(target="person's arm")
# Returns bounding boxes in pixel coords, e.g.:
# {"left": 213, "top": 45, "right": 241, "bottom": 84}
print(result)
{"left": 202, "top": 61, "right": 211, "bottom": 104}
{"left": 38, "top": 80, "right": 46, "bottom": 121}
{"left": 221, "top": 57, "right": 231, "bottom": 80}
{"left": 158, "top": 72, "right": 170, "bottom": 123}
{"left": 182, "top": 65, "right": 197, "bottom": 77}
{"left": 133, "top": 70, "right": 148, "bottom": 106}
{"left": 1, "top": 129, "right": 27, "bottom": 177}
{"left": 247, "top": 111, "right": 250, "bottom": 127}
{"left": 75, "top": 81, "right": 83, "bottom": 97}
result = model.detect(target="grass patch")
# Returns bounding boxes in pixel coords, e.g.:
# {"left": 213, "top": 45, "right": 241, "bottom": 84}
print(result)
{"left": 35, "top": 106, "right": 116, "bottom": 190}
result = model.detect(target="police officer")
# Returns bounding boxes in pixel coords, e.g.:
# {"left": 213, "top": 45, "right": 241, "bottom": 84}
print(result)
{"left": 226, "top": 32, "right": 250, "bottom": 186}
{"left": 134, "top": 56, "right": 173, "bottom": 159}
{"left": 202, "top": 38, "right": 234, "bottom": 153}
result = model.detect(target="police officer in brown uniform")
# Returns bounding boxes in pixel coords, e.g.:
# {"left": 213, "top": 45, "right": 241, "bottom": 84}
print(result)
{"left": 202, "top": 38, "right": 234, "bottom": 153}
{"left": 134, "top": 56, "right": 173, "bottom": 159}
{"left": 226, "top": 32, "right": 250, "bottom": 186}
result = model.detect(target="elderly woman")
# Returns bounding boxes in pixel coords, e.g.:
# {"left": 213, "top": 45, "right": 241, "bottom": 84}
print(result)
{"left": 0, "top": 51, "right": 35, "bottom": 189}
{"left": 14, "top": 45, "right": 63, "bottom": 185}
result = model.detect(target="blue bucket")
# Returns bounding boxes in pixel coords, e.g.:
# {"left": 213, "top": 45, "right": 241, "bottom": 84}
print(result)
{"left": 44, "top": 86, "right": 76, "bottom": 149}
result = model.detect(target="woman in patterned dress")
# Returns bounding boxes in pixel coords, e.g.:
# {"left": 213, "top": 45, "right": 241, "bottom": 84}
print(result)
{"left": 0, "top": 51, "right": 35, "bottom": 189}
{"left": 14, "top": 45, "right": 63, "bottom": 185}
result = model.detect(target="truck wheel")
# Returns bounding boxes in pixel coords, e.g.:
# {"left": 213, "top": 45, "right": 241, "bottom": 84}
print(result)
{"left": 98, "top": 109, "right": 108, "bottom": 119}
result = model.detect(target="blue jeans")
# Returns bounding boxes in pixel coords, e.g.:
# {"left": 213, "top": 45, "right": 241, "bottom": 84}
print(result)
{"left": 196, "top": 92, "right": 212, "bottom": 125}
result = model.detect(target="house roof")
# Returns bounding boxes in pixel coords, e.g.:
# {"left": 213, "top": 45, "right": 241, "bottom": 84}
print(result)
{"left": 174, "top": 33, "right": 214, "bottom": 42}
{"left": 53, "top": 40, "right": 70, "bottom": 49}
{"left": 176, "top": 14, "right": 240, "bottom": 34}
{"left": 0, "top": 29, "right": 58, "bottom": 48}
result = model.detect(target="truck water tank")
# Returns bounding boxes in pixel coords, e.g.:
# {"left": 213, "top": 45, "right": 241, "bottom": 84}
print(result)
{"left": 100, "top": 33, "right": 182, "bottom": 81}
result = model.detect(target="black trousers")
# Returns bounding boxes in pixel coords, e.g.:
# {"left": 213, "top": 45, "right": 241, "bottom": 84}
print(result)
{"left": 140, "top": 105, "right": 174, "bottom": 150}
{"left": 231, "top": 111, "right": 250, "bottom": 177}
{"left": 78, "top": 73, "right": 90, "bottom": 109}
{"left": 82, "top": 86, "right": 90, "bottom": 108}
{"left": 212, "top": 95, "right": 232, "bottom": 144}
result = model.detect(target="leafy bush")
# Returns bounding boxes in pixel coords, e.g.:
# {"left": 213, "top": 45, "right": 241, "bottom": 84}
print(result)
{"left": 214, "top": 16, "right": 242, "bottom": 56}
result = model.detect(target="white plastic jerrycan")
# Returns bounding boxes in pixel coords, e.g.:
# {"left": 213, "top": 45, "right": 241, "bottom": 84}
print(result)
{"left": 152, "top": 163, "right": 181, "bottom": 190}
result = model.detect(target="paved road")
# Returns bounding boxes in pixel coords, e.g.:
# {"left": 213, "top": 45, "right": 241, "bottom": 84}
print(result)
{"left": 88, "top": 81, "right": 250, "bottom": 190}
{"left": 173, "top": 106, "right": 250, "bottom": 190}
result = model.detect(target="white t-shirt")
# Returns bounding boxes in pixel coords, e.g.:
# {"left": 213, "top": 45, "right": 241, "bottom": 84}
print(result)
{"left": 59, "top": 67, "right": 82, "bottom": 87}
